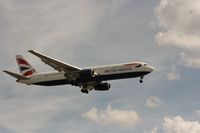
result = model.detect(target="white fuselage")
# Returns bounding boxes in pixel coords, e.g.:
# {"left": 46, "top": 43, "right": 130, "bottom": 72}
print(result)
{"left": 18, "top": 62, "right": 154, "bottom": 86}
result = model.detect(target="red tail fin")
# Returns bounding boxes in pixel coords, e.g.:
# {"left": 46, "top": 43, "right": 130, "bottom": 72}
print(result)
{"left": 16, "top": 55, "right": 36, "bottom": 76}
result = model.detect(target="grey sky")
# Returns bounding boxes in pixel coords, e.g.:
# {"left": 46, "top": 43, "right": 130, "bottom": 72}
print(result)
{"left": 1, "top": 0, "right": 200, "bottom": 133}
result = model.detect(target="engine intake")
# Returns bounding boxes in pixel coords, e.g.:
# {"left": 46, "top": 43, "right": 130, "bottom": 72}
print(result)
{"left": 94, "top": 82, "right": 111, "bottom": 91}
{"left": 79, "top": 69, "right": 94, "bottom": 78}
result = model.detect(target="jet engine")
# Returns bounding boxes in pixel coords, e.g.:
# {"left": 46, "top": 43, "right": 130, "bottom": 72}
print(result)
{"left": 94, "top": 82, "right": 111, "bottom": 91}
{"left": 79, "top": 69, "right": 95, "bottom": 78}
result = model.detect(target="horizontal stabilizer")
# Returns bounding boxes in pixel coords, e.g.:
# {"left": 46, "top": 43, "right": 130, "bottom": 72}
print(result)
{"left": 3, "top": 70, "right": 30, "bottom": 80}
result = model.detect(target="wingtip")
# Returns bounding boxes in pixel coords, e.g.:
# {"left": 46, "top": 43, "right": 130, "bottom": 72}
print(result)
{"left": 3, "top": 70, "right": 10, "bottom": 75}
{"left": 3, "top": 70, "right": 8, "bottom": 73}
{"left": 28, "top": 50, "right": 34, "bottom": 53}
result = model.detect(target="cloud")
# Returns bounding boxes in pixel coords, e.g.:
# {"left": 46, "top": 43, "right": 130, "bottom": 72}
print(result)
{"left": 163, "top": 116, "right": 200, "bottom": 133}
{"left": 0, "top": 96, "right": 64, "bottom": 133}
{"left": 0, "top": 0, "right": 109, "bottom": 57}
{"left": 145, "top": 96, "right": 162, "bottom": 109}
{"left": 155, "top": 0, "right": 200, "bottom": 69}
{"left": 155, "top": 31, "right": 200, "bottom": 51}
{"left": 82, "top": 105, "right": 140, "bottom": 127}
{"left": 146, "top": 116, "right": 200, "bottom": 133}
{"left": 144, "top": 127, "right": 158, "bottom": 133}
{"left": 180, "top": 53, "right": 200, "bottom": 69}
{"left": 195, "top": 110, "right": 200, "bottom": 117}
{"left": 167, "top": 66, "right": 180, "bottom": 80}
{"left": 155, "top": 0, "right": 200, "bottom": 50}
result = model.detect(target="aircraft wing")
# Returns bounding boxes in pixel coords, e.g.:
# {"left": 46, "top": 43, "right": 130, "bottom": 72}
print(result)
{"left": 28, "top": 50, "right": 82, "bottom": 72}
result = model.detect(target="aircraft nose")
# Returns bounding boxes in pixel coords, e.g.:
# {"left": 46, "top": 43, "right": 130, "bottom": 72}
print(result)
{"left": 148, "top": 65, "right": 154, "bottom": 72}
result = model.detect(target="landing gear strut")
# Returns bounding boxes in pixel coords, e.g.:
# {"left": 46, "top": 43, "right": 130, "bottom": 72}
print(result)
{"left": 140, "top": 76, "right": 143, "bottom": 83}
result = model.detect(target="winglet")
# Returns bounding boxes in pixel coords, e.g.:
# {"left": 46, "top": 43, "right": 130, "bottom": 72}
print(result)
{"left": 3, "top": 70, "right": 30, "bottom": 80}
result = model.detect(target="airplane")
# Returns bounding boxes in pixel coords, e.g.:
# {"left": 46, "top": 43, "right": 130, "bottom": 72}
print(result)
{"left": 3, "top": 50, "right": 154, "bottom": 94}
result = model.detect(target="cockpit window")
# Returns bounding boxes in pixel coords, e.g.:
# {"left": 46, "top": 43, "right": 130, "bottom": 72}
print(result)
{"left": 144, "top": 64, "right": 148, "bottom": 66}
{"left": 135, "top": 64, "right": 142, "bottom": 67}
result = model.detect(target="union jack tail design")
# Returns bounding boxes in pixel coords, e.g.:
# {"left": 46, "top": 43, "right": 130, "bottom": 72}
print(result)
{"left": 16, "top": 55, "right": 37, "bottom": 76}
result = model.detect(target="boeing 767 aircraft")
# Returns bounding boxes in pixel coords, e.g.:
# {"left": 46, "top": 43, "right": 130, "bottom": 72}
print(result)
{"left": 3, "top": 50, "right": 154, "bottom": 94}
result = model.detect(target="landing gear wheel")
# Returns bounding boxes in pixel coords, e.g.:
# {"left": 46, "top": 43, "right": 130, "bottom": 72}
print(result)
{"left": 81, "top": 89, "right": 88, "bottom": 94}
{"left": 84, "top": 90, "right": 88, "bottom": 94}
{"left": 140, "top": 76, "right": 144, "bottom": 83}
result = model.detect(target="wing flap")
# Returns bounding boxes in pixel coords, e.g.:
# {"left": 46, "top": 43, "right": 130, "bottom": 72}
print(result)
{"left": 3, "top": 70, "right": 30, "bottom": 80}
{"left": 28, "top": 50, "right": 82, "bottom": 72}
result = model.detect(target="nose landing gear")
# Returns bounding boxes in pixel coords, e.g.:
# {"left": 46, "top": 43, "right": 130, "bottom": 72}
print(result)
{"left": 140, "top": 76, "right": 143, "bottom": 83}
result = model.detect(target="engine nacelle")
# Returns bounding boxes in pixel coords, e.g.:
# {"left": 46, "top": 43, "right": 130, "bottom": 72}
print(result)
{"left": 94, "top": 82, "right": 111, "bottom": 91}
{"left": 79, "top": 69, "right": 94, "bottom": 78}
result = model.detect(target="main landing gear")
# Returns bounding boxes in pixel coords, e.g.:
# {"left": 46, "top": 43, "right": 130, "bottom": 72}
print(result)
{"left": 70, "top": 81, "right": 89, "bottom": 94}
{"left": 140, "top": 76, "right": 143, "bottom": 83}
{"left": 81, "top": 83, "right": 89, "bottom": 94}
{"left": 81, "top": 89, "right": 88, "bottom": 94}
